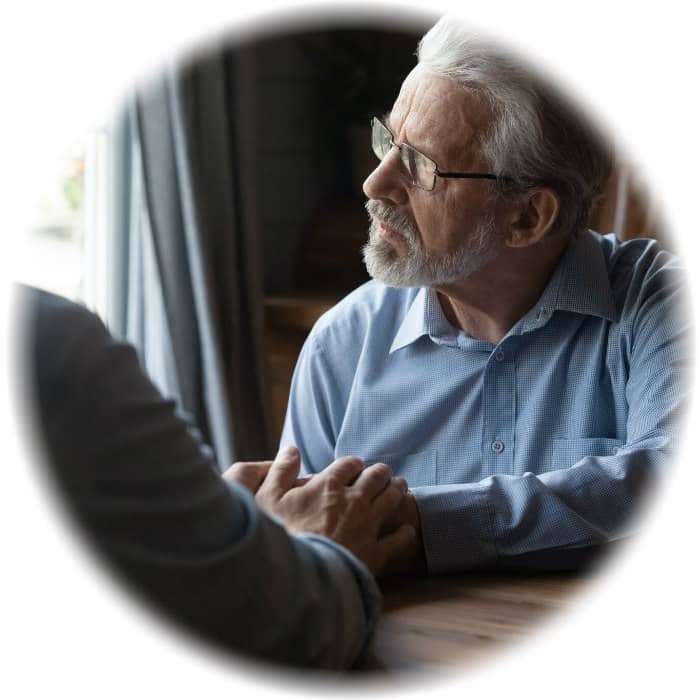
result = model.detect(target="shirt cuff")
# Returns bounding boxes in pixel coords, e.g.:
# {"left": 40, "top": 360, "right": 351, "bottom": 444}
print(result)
{"left": 296, "top": 534, "right": 383, "bottom": 666}
{"left": 412, "top": 483, "right": 499, "bottom": 574}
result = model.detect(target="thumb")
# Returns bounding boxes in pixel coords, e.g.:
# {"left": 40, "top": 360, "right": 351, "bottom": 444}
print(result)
{"left": 264, "top": 446, "right": 302, "bottom": 498}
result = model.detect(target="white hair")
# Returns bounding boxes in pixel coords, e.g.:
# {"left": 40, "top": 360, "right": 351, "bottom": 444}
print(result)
{"left": 417, "top": 16, "right": 612, "bottom": 237}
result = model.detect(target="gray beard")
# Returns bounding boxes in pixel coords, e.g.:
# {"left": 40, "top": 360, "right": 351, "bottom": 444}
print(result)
{"left": 362, "top": 200, "right": 499, "bottom": 288}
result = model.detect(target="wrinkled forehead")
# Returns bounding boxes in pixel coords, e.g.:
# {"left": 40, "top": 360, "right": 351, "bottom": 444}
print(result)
{"left": 390, "top": 65, "right": 494, "bottom": 163}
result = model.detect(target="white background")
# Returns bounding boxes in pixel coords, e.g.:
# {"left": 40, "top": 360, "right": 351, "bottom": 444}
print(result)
{"left": 1, "top": 1, "right": 698, "bottom": 698}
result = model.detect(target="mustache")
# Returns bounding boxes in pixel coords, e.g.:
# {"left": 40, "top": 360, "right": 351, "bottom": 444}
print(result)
{"left": 365, "top": 200, "right": 419, "bottom": 241}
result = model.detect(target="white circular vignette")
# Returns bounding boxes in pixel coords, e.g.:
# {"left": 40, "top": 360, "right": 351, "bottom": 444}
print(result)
{"left": 1, "top": 1, "right": 698, "bottom": 699}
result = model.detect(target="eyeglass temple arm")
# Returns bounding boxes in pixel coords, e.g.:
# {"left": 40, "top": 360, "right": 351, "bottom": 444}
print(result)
{"left": 437, "top": 171, "right": 514, "bottom": 183}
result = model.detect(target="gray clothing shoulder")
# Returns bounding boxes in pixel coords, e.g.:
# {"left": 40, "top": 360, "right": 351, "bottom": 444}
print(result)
{"left": 20, "top": 285, "right": 380, "bottom": 669}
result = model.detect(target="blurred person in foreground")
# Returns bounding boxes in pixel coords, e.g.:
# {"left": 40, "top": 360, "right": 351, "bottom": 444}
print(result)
{"left": 18, "top": 284, "right": 415, "bottom": 670}
{"left": 280, "top": 16, "right": 690, "bottom": 575}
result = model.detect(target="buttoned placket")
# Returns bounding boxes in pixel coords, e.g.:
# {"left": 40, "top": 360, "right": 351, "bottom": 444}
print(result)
{"left": 481, "top": 339, "right": 517, "bottom": 475}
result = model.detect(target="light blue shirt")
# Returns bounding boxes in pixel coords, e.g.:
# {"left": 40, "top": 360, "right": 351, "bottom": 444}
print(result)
{"left": 280, "top": 230, "right": 689, "bottom": 574}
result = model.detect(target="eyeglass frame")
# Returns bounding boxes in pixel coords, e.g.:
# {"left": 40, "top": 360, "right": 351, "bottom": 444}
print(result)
{"left": 370, "top": 116, "right": 512, "bottom": 191}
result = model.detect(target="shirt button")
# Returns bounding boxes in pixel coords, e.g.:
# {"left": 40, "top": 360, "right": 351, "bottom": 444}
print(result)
{"left": 492, "top": 440, "right": 505, "bottom": 454}
{"left": 495, "top": 350, "right": 504, "bottom": 362}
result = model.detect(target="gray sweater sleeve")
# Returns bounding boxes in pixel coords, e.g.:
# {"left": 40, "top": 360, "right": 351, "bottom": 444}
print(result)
{"left": 20, "top": 286, "right": 381, "bottom": 669}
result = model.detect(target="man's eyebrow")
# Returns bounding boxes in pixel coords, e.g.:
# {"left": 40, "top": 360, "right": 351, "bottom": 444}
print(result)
{"left": 381, "top": 112, "right": 439, "bottom": 163}
{"left": 383, "top": 112, "right": 439, "bottom": 163}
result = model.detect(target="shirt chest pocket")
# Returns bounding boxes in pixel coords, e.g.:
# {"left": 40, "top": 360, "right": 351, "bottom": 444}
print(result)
{"left": 365, "top": 450, "right": 438, "bottom": 487}
{"left": 550, "top": 437, "right": 624, "bottom": 470}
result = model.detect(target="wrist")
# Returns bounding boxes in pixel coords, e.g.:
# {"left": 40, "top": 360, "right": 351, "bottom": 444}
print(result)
{"left": 402, "top": 491, "right": 421, "bottom": 532}
{"left": 394, "top": 492, "right": 427, "bottom": 575}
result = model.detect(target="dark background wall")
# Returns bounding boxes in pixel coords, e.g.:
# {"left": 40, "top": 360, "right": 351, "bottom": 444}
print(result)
{"left": 231, "top": 23, "right": 429, "bottom": 296}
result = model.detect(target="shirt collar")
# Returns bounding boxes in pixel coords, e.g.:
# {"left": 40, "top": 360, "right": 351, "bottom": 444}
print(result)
{"left": 389, "top": 229, "right": 618, "bottom": 352}
{"left": 390, "top": 288, "right": 449, "bottom": 353}
{"left": 532, "top": 229, "right": 618, "bottom": 325}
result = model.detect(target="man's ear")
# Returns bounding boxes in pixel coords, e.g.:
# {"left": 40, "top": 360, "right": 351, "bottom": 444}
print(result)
{"left": 506, "top": 187, "right": 560, "bottom": 248}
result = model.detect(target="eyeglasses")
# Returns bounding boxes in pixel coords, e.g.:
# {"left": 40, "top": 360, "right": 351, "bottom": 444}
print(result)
{"left": 370, "top": 117, "right": 509, "bottom": 191}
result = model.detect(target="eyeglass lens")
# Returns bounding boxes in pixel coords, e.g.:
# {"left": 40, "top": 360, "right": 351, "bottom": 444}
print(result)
{"left": 371, "top": 119, "right": 436, "bottom": 190}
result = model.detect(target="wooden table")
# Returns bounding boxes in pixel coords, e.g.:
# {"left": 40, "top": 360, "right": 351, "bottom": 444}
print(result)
{"left": 367, "top": 571, "right": 590, "bottom": 672}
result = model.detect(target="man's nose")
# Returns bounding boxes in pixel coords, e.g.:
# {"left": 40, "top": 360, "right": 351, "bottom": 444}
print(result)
{"left": 362, "top": 149, "right": 409, "bottom": 205}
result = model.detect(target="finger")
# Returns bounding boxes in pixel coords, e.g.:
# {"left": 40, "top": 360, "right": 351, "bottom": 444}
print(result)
{"left": 316, "top": 456, "right": 365, "bottom": 487}
{"left": 222, "top": 461, "right": 273, "bottom": 493}
{"left": 222, "top": 461, "right": 271, "bottom": 482}
{"left": 352, "top": 462, "right": 393, "bottom": 501}
{"left": 261, "top": 446, "right": 302, "bottom": 499}
{"left": 371, "top": 476, "right": 408, "bottom": 519}
{"left": 293, "top": 474, "right": 314, "bottom": 487}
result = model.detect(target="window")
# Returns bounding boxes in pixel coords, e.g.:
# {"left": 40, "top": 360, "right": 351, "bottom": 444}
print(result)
{"left": 15, "top": 128, "right": 113, "bottom": 318}
{"left": 16, "top": 141, "right": 86, "bottom": 301}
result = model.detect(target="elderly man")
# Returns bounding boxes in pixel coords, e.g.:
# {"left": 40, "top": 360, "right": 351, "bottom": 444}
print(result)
{"left": 280, "top": 17, "right": 689, "bottom": 574}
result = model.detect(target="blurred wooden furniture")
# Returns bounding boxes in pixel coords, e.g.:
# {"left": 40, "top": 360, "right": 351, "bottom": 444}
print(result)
{"left": 367, "top": 571, "right": 588, "bottom": 672}
{"left": 591, "top": 161, "right": 669, "bottom": 248}
{"left": 264, "top": 199, "right": 370, "bottom": 440}
{"left": 264, "top": 292, "right": 342, "bottom": 439}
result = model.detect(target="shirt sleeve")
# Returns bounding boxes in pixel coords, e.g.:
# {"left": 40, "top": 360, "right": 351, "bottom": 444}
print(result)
{"left": 23, "top": 287, "right": 381, "bottom": 669}
{"left": 414, "top": 256, "right": 690, "bottom": 574}
{"left": 279, "top": 331, "right": 342, "bottom": 475}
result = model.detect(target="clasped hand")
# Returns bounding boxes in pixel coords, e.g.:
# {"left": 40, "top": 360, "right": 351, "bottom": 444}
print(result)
{"left": 223, "top": 446, "right": 416, "bottom": 576}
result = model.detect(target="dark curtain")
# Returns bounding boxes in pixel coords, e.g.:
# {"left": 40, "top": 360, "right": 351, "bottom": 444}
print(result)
{"left": 116, "top": 45, "right": 272, "bottom": 468}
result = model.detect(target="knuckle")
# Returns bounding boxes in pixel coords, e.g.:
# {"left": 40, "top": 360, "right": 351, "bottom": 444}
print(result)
{"left": 346, "top": 490, "right": 368, "bottom": 510}
{"left": 363, "top": 463, "right": 390, "bottom": 489}
{"left": 334, "top": 456, "right": 364, "bottom": 477}
{"left": 334, "top": 456, "right": 362, "bottom": 469}
{"left": 393, "top": 477, "right": 408, "bottom": 491}
{"left": 229, "top": 462, "right": 247, "bottom": 475}
{"left": 324, "top": 472, "right": 344, "bottom": 490}
{"left": 370, "top": 462, "right": 391, "bottom": 478}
